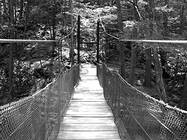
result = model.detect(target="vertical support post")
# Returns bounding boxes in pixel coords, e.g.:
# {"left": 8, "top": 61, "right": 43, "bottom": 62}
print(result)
{"left": 96, "top": 20, "right": 100, "bottom": 63}
{"left": 77, "top": 15, "right": 81, "bottom": 64}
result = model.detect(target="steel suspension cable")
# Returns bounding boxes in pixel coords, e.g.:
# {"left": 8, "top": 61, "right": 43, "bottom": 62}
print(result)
{"left": 98, "top": 15, "right": 187, "bottom": 45}
{"left": 0, "top": 19, "right": 77, "bottom": 44}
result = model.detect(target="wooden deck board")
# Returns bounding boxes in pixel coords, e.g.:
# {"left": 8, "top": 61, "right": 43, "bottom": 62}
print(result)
{"left": 60, "top": 123, "right": 117, "bottom": 131}
{"left": 57, "top": 131, "right": 119, "bottom": 140}
{"left": 62, "top": 117, "right": 115, "bottom": 124}
{"left": 56, "top": 64, "right": 121, "bottom": 140}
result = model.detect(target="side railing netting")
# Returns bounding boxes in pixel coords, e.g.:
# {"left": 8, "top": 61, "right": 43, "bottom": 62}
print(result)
{"left": 97, "top": 63, "right": 187, "bottom": 140}
{"left": 0, "top": 65, "right": 80, "bottom": 140}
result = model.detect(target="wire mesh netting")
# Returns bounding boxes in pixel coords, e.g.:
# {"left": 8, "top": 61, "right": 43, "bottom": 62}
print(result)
{"left": 0, "top": 65, "right": 79, "bottom": 140}
{"left": 97, "top": 63, "right": 187, "bottom": 140}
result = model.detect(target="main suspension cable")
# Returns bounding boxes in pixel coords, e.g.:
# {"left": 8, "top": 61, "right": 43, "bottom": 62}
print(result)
{"left": 98, "top": 15, "right": 187, "bottom": 45}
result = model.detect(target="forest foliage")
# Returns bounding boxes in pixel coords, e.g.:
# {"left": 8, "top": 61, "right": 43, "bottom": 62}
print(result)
{"left": 0, "top": 0, "right": 72, "bottom": 105}
{"left": 73, "top": 0, "right": 187, "bottom": 109}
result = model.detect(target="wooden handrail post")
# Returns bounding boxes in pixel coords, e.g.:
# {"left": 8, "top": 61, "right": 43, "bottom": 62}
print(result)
{"left": 96, "top": 20, "right": 100, "bottom": 63}
{"left": 77, "top": 15, "right": 81, "bottom": 64}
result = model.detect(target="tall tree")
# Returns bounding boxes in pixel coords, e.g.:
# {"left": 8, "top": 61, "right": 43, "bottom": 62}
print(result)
{"left": 116, "top": 0, "right": 126, "bottom": 79}
{"left": 144, "top": 0, "right": 153, "bottom": 88}
{"left": 162, "top": 0, "right": 169, "bottom": 38}
{"left": 8, "top": 0, "right": 14, "bottom": 100}
{"left": 180, "top": 0, "right": 186, "bottom": 35}
{"left": 69, "top": 0, "right": 74, "bottom": 66}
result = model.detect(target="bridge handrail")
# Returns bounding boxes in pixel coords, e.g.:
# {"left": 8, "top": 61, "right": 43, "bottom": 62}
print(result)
{"left": 121, "top": 39, "right": 187, "bottom": 44}
{"left": 97, "top": 63, "right": 187, "bottom": 140}
{"left": 0, "top": 65, "right": 80, "bottom": 140}
{"left": 0, "top": 39, "right": 57, "bottom": 43}
{"left": 99, "top": 14, "right": 187, "bottom": 45}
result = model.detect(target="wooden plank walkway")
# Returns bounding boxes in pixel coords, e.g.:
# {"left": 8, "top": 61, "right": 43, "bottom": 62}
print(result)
{"left": 57, "top": 64, "right": 121, "bottom": 140}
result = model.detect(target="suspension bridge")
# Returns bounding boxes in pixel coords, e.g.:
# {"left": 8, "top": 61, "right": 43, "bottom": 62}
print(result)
{"left": 1, "top": 38, "right": 187, "bottom": 140}
{"left": 0, "top": 14, "right": 187, "bottom": 140}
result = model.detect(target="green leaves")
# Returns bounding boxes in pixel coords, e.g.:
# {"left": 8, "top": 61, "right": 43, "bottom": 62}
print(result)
{"left": 155, "top": 6, "right": 173, "bottom": 13}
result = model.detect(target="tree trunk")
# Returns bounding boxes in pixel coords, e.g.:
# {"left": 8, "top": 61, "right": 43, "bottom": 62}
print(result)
{"left": 77, "top": 15, "right": 81, "bottom": 64}
{"left": 181, "top": 74, "right": 187, "bottom": 110}
{"left": 116, "top": 0, "right": 123, "bottom": 30}
{"left": 130, "top": 43, "right": 136, "bottom": 85}
{"left": 96, "top": 20, "right": 100, "bottom": 63}
{"left": 24, "top": 0, "right": 31, "bottom": 38}
{"left": 0, "top": 1, "right": 3, "bottom": 24}
{"left": 153, "top": 47, "right": 167, "bottom": 102}
{"left": 3, "top": 0, "right": 8, "bottom": 20}
{"left": 8, "top": 0, "right": 14, "bottom": 99}
{"left": 116, "top": 0, "right": 125, "bottom": 79}
{"left": 180, "top": 0, "right": 186, "bottom": 35}
{"left": 145, "top": 0, "right": 167, "bottom": 102}
{"left": 130, "top": 27, "right": 137, "bottom": 85}
{"left": 69, "top": 0, "right": 74, "bottom": 66}
{"left": 133, "top": 0, "right": 139, "bottom": 20}
{"left": 144, "top": 48, "right": 152, "bottom": 87}
{"left": 19, "top": 0, "right": 24, "bottom": 20}
{"left": 14, "top": 0, "right": 17, "bottom": 22}
{"left": 144, "top": 0, "right": 154, "bottom": 88}
{"left": 162, "top": 0, "right": 169, "bottom": 37}
{"left": 50, "top": 0, "right": 56, "bottom": 74}
{"left": 52, "top": 0, "right": 56, "bottom": 40}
